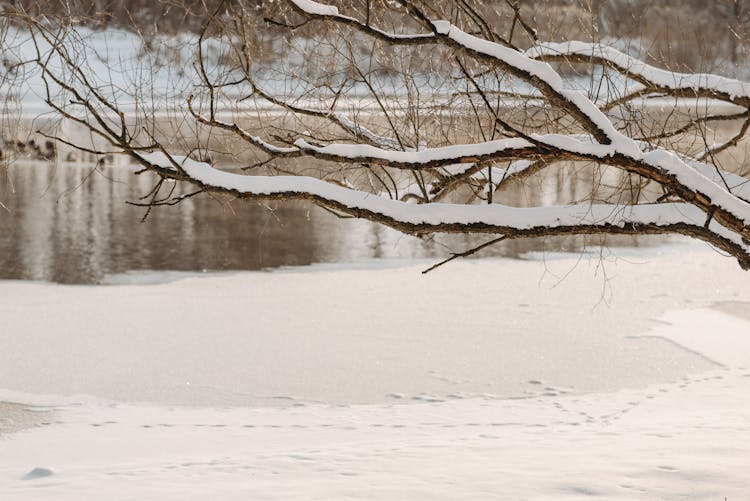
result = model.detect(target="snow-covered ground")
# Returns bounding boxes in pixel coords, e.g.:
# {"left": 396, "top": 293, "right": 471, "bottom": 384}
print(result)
{"left": 1, "top": 244, "right": 749, "bottom": 499}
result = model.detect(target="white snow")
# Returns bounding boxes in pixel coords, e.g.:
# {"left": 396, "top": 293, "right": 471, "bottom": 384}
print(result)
{"left": 292, "top": 136, "right": 532, "bottom": 163}
{"left": 289, "top": 0, "right": 339, "bottom": 16}
{"left": 528, "top": 41, "right": 750, "bottom": 100}
{"left": 3, "top": 10, "right": 750, "bottom": 496}
{"left": 431, "top": 21, "right": 451, "bottom": 35}
{"left": 1, "top": 246, "right": 750, "bottom": 499}
{"left": 289, "top": 3, "right": 642, "bottom": 152}
{"left": 8, "top": 2, "right": 750, "bottom": 237}
{"left": 135, "top": 152, "right": 750, "bottom": 251}
{"left": 642, "top": 148, "right": 750, "bottom": 223}
{"left": 284, "top": 3, "right": 750, "bottom": 230}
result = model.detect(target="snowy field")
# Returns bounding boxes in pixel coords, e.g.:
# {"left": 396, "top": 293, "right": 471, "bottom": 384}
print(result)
{"left": 1, "top": 243, "right": 750, "bottom": 499}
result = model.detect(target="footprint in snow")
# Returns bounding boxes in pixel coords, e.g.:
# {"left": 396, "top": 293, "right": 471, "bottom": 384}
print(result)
{"left": 656, "top": 465, "right": 678, "bottom": 472}
{"left": 22, "top": 467, "right": 54, "bottom": 480}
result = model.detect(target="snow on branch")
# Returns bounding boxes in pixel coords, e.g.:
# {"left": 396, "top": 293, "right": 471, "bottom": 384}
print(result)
{"left": 134, "top": 151, "right": 749, "bottom": 263}
{"left": 128, "top": 151, "right": 749, "bottom": 268}
{"left": 18, "top": 1, "right": 750, "bottom": 271}
{"left": 183, "top": 103, "right": 750, "bottom": 222}
{"left": 288, "top": 0, "right": 625, "bottom": 146}
{"left": 283, "top": 2, "right": 750, "bottom": 226}
{"left": 527, "top": 42, "right": 750, "bottom": 107}
{"left": 288, "top": 0, "right": 437, "bottom": 44}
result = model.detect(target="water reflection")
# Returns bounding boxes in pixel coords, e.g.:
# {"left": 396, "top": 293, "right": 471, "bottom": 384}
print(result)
{"left": 0, "top": 160, "right": 661, "bottom": 284}
{"left": 0, "top": 160, "right": 442, "bottom": 283}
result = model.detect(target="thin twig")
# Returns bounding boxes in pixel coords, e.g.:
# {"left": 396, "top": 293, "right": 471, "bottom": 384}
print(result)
{"left": 422, "top": 236, "right": 508, "bottom": 274}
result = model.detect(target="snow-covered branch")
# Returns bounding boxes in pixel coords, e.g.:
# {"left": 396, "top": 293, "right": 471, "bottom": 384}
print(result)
{"left": 16, "top": 0, "right": 750, "bottom": 270}
{"left": 527, "top": 42, "right": 750, "bottom": 109}
{"left": 288, "top": 0, "right": 621, "bottom": 145}
{"left": 134, "top": 151, "right": 750, "bottom": 269}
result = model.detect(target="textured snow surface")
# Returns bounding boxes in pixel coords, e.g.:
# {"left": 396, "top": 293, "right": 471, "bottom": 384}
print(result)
{"left": 1, "top": 246, "right": 750, "bottom": 499}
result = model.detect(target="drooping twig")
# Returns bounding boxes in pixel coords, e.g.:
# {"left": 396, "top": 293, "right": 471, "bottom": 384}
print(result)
{"left": 422, "top": 236, "right": 508, "bottom": 274}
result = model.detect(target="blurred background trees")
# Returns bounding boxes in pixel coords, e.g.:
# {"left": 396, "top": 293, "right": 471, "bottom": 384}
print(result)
{"left": 6, "top": 0, "right": 750, "bottom": 74}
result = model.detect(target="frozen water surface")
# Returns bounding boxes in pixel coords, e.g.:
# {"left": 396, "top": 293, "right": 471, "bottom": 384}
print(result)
{"left": 0, "top": 246, "right": 749, "bottom": 499}
{"left": 0, "top": 246, "right": 739, "bottom": 407}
